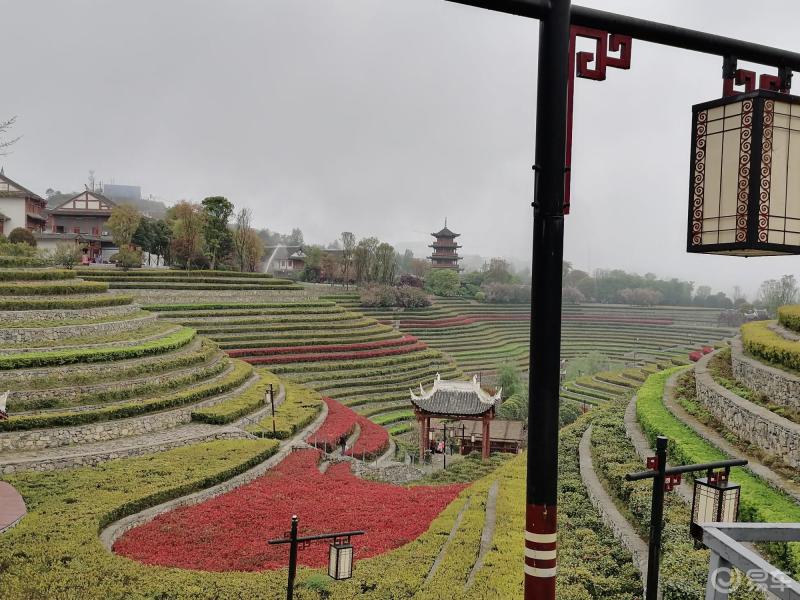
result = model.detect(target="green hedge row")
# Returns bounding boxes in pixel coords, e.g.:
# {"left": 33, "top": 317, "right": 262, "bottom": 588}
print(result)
{"left": 590, "top": 390, "right": 749, "bottom": 598}
{"left": 0, "top": 327, "right": 195, "bottom": 370}
{"left": 0, "top": 255, "right": 48, "bottom": 268}
{"left": 0, "top": 269, "right": 76, "bottom": 281}
{"left": 0, "top": 280, "right": 108, "bottom": 296}
{"left": 106, "top": 282, "right": 300, "bottom": 291}
{"left": 145, "top": 301, "right": 334, "bottom": 311}
{"left": 637, "top": 368, "right": 800, "bottom": 578}
{"left": 77, "top": 268, "right": 276, "bottom": 279}
{"left": 778, "top": 305, "right": 800, "bottom": 333}
{"left": 191, "top": 371, "right": 276, "bottom": 424}
{"left": 0, "top": 338, "right": 218, "bottom": 392}
{"left": 741, "top": 320, "right": 800, "bottom": 371}
{"left": 0, "top": 294, "right": 133, "bottom": 311}
{"left": 13, "top": 357, "right": 229, "bottom": 412}
{"left": 0, "top": 360, "right": 252, "bottom": 431}
{"left": 90, "top": 277, "right": 295, "bottom": 286}
{"left": 244, "top": 374, "right": 322, "bottom": 439}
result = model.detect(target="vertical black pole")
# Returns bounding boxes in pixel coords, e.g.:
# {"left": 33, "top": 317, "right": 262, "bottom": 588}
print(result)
{"left": 646, "top": 436, "right": 668, "bottom": 600}
{"left": 270, "top": 383, "right": 277, "bottom": 435}
{"left": 443, "top": 427, "right": 447, "bottom": 470}
{"left": 526, "top": 0, "right": 571, "bottom": 598}
{"left": 287, "top": 515, "right": 298, "bottom": 600}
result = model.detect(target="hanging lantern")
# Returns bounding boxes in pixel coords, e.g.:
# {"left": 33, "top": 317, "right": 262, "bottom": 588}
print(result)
{"left": 328, "top": 541, "right": 354, "bottom": 580}
{"left": 688, "top": 90, "right": 800, "bottom": 256}
{"left": 690, "top": 469, "right": 741, "bottom": 540}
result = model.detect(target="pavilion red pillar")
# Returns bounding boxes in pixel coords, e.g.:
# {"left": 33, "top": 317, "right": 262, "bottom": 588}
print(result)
{"left": 418, "top": 415, "right": 427, "bottom": 462}
{"left": 481, "top": 414, "right": 490, "bottom": 461}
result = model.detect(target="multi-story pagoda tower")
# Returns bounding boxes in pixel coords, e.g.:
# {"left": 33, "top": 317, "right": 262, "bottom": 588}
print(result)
{"left": 429, "top": 220, "right": 463, "bottom": 271}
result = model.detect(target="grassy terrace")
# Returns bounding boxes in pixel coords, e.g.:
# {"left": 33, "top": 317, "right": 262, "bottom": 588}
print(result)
{"left": 0, "top": 268, "right": 251, "bottom": 435}
{"left": 318, "top": 295, "right": 733, "bottom": 375}
{"left": 151, "top": 301, "right": 464, "bottom": 431}
{"left": 76, "top": 268, "right": 303, "bottom": 291}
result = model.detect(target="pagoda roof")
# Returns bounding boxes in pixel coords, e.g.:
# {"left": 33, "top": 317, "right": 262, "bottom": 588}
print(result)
{"left": 410, "top": 374, "right": 500, "bottom": 416}
{"left": 431, "top": 226, "right": 460, "bottom": 238}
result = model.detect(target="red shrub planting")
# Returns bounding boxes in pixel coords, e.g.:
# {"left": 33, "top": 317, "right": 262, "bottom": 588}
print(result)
{"left": 241, "top": 341, "right": 428, "bottom": 365}
{"left": 307, "top": 397, "right": 355, "bottom": 452}
{"left": 701, "top": 346, "right": 714, "bottom": 354}
{"left": 345, "top": 415, "right": 390, "bottom": 460}
{"left": 307, "top": 398, "right": 390, "bottom": 459}
{"left": 689, "top": 351, "right": 703, "bottom": 362}
{"left": 227, "top": 335, "right": 418, "bottom": 358}
{"left": 113, "top": 449, "right": 466, "bottom": 572}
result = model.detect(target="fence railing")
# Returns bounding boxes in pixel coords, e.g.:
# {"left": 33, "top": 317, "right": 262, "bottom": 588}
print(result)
{"left": 700, "top": 522, "right": 800, "bottom": 599}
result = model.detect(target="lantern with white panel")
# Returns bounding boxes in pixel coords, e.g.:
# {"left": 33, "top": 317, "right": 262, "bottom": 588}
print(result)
{"left": 328, "top": 539, "right": 354, "bottom": 580}
{"left": 688, "top": 90, "right": 800, "bottom": 255}
{"left": 690, "top": 468, "right": 742, "bottom": 540}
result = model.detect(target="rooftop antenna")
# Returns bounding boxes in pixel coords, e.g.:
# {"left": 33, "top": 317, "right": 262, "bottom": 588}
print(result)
{"left": 445, "top": 217, "right": 448, "bottom": 228}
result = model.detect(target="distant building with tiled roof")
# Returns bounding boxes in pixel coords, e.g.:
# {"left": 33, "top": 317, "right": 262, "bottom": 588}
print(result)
{"left": 0, "top": 169, "right": 48, "bottom": 235}
{"left": 34, "top": 190, "right": 118, "bottom": 263}
{"left": 429, "top": 220, "right": 463, "bottom": 271}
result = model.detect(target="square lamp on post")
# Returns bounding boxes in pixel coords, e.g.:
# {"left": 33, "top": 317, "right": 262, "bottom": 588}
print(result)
{"left": 328, "top": 540, "right": 354, "bottom": 580}
{"left": 690, "top": 468, "right": 741, "bottom": 540}
{"left": 688, "top": 90, "right": 800, "bottom": 256}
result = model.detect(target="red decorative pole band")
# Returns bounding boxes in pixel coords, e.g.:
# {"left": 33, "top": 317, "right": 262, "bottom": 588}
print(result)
{"left": 524, "top": 504, "right": 558, "bottom": 599}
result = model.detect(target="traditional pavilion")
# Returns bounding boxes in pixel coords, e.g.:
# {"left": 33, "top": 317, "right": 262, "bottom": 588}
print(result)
{"left": 410, "top": 374, "right": 500, "bottom": 461}
{"left": 428, "top": 220, "right": 463, "bottom": 271}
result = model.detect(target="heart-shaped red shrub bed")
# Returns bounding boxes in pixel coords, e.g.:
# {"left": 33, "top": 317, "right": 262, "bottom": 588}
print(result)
{"left": 113, "top": 449, "right": 466, "bottom": 572}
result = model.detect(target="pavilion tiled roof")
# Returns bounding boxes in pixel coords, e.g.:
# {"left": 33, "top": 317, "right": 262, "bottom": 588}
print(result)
{"left": 410, "top": 374, "right": 500, "bottom": 416}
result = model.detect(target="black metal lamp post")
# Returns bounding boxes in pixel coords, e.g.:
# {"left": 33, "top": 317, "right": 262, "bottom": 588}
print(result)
{"left": 266, "top": 383, "right": 276, "bottom": 435}
{"left": 268, "top": 515, "right": 365, "bottom": 600}
{"left": 433, "top": 1, "right": 800, "bottom": 598}
{"left": 625, "top": 436, "right": 747, "bottom": 600}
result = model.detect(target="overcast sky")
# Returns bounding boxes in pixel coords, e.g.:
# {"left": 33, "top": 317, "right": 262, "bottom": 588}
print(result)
{"left": 3, "top": 0, "right": 800, "bottom": 297}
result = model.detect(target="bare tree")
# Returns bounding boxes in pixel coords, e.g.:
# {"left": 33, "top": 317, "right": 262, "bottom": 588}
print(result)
{"left": 340, "top": 231, "right": 356, "bottom": 288}
{"left": 0, "top": 117, "right": 21, "bottom": 156}
{"left": 232, "top": 208, "right": 253, "bottom": 272}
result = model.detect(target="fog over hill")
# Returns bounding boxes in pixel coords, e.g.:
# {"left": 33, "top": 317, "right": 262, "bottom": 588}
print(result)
{"left": 2, "top": 0, "right": 799, "bottom": 298}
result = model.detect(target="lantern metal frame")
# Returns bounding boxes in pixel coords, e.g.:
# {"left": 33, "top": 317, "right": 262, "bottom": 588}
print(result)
{"left": 328, "top": 537, "right": 355, "bottom": 580}
{"left": 690, "top": 468, "right": 742, "bottom": 541}
{"left": 688, "top": 89, "right": 800, "bottom": 256}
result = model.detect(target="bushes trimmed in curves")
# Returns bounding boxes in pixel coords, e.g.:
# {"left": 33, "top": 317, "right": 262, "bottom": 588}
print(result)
{"left": 0, "top": 294, "right": 133, "bottom": 311}
{"left": 0, "top": 359, "right": 253, "bottom": 432}
{"left": 0, "top": 327, "right": 196, "bottom": 371}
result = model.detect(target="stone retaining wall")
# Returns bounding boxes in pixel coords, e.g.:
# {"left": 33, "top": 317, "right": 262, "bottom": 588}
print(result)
{"left": 695, "top": 351, "right": 800, "bottom": 469}
{"left": 0, "top": 303, "right": 139, "bottom": 324}
{"left": 731, "top": 337, "right": 800, "bottom": 411}
{"left": 0, "top": 373, "right": 258, "bottom": 452}
{"left": 0, "top": 313, "right": 157, "bottom": 344}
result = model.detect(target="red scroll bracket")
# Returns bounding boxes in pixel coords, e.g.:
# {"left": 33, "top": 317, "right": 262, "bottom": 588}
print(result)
{"left": 722, "top": 56, "right": 792, "bottom": 97}
{"left": 565, "top": 26, "right": 632, "bottom": 214}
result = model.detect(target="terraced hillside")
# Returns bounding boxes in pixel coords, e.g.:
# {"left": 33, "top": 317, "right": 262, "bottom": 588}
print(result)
{"left": 323, "top": 293, "right": 735, "bottom": 373}
{"left": 148, "top": 301, "right": 463, "bottom": 434}
{"left": 77, "top": 268, "right": 306, "bottom": 304}
{"left": 0, "top": 268, "right": 267, "bottom": 473}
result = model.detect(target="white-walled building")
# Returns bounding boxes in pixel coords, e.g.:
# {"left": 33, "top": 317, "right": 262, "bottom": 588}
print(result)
{"left": 0, "top": 169, "right": 48, "bottom": 235}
